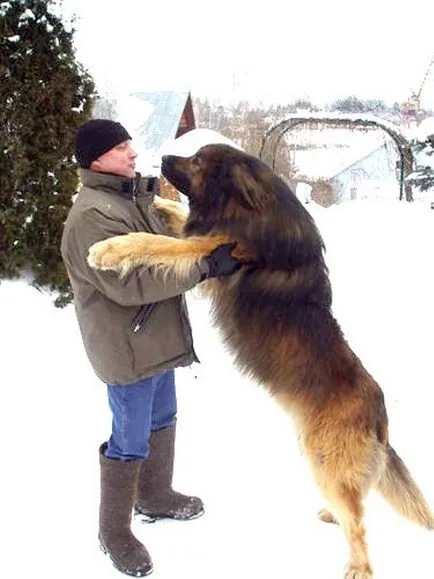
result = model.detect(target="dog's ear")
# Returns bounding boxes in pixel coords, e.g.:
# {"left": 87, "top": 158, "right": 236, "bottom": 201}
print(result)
{"left": 232, "top": 164, "right": 267, "bottom": 211}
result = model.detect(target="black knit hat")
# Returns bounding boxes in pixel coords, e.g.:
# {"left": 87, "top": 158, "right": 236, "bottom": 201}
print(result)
{"left": 75, "top": 119, "right": 132, "bottom": 168}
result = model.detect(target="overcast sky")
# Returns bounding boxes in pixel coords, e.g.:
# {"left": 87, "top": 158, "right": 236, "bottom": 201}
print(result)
{"left": 61, "top": 0, "right": 433, "bottom": 108}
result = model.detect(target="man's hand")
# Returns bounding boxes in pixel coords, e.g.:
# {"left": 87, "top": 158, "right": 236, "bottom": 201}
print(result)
{"left": 200, "top": 242, "right": 242, "bottom": 280}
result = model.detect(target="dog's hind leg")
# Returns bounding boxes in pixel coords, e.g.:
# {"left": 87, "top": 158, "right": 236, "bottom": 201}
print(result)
{"left": 307, "top": 434, "right": 381, "bottom": 578}
{"left": 321, "top": 483, "right": 373, "bottom": 579}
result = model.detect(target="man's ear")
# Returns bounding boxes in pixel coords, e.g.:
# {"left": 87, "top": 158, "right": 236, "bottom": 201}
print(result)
{"left": 232, "top": 164, "right": 267, "bottom": 211}
{"left": 90, "top": 159, "right": 102, "bottom": 171}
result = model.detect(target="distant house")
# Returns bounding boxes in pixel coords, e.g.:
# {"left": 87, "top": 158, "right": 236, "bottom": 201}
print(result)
{"left": 294, "top": 138, "right": 399, "bottom": 206}
{"left": 115, "top": 91, "right": 196, "bottom": 200}
{"left": 329, "top": 140, "right": 398, "bottom": 203}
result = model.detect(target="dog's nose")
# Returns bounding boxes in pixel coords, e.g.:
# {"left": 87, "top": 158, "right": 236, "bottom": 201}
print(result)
{"left": 161, "top": 156, "right": 171, "bottom": 171}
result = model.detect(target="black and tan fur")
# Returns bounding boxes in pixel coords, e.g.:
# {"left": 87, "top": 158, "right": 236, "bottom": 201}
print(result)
{"left": 88, "top": 144, "right": 433, "bottom": 578}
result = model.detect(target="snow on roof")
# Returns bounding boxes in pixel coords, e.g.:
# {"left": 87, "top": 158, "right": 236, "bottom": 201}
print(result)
{"left": 132, "top": 91, "right": 191, "bottom": 151}
{"left": 406, "top": 116, "right": 434, "bottom": 141}
{"left": 159, "top": 128, "right": 241, "bottom": 158}
{"left": 115, "top": 94, "right": 155, "bottom": 132}
{"left": 115, "top": 91, "right": 193, "bottom": 175}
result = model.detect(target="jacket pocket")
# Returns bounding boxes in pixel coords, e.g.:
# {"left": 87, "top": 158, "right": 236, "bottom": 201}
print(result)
{"left": 131, "top": 303, "right": 156, "bottom": 334}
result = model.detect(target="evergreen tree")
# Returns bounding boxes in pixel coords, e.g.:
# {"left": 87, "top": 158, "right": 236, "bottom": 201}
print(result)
{"left": 407, "top": 133, "right": 434, "bottom": 192}
{"left": 293, "top": 98, "right": 319, "bottom": 113}
{"left": 0, "top": 0, "right": 95, "bottom": 305}
{"left": 329, "top": 95, "right": 366, "bottom": 114}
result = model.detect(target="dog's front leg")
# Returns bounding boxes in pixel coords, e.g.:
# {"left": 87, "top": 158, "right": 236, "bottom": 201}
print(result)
{"left": 152, "top": 195, "right": 188, "bottom": 237}
{"left": 87, "top": 232, "right": 232, "bottom": 279}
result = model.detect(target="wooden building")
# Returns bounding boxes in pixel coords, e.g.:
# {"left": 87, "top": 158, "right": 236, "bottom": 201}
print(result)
{"left": 131, "top": 91, "right": 196, "bottom": 200}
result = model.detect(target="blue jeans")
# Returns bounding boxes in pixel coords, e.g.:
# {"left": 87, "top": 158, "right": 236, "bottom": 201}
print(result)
{"left": 105, "top": 370, "right": 177, "bottom": 460}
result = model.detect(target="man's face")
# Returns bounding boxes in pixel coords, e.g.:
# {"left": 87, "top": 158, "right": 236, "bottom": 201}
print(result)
{"left": 91, "top": 140, "right": 137, "bottom": 178}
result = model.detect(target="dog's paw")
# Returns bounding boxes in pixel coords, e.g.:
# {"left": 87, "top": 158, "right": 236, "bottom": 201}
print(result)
{"left": 317, "top": 508, "right": 338, "bottom": 524}
{"left": 344, "top": 563, "right": 373, "bottom": 579}
{"left": 87, "top": 235, "right": 134, "bottom": 272}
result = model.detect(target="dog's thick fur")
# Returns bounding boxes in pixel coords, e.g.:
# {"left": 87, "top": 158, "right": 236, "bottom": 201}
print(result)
{"left": 88, "top": 145, "right": 433, "bottom": 578}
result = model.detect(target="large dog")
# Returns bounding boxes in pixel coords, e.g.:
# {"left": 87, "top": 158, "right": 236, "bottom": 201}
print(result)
{"left": 88, "top": 144, "right": 433, "bottom": 578}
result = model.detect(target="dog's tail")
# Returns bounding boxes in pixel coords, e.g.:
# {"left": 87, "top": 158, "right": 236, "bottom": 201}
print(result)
{"left": 376, "top": 443, "right": 434, "bottom": 529}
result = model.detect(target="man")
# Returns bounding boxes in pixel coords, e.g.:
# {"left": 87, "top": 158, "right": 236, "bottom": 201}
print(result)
{"left": 61, "top": 119, "right": 240, "bottom": 577}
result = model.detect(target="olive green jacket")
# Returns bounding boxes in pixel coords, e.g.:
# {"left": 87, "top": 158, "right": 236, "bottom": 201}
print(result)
{"left": 61, "top": 169, "right": 203, "bottom": 385}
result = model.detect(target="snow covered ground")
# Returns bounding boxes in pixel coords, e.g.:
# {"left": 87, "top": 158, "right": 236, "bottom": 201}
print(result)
{"left": 2, "top": 197, "right": 434, "bottom": 578}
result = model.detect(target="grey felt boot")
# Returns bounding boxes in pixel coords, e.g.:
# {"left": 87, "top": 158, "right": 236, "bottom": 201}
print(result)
{"left": 134, "top": 425, "right": 204, "bottom": 523}
{"left": 99, "top": 444, "right": 153, "bottom": 577}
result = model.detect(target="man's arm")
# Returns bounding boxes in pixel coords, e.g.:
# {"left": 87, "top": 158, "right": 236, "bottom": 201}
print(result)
{"left": 63, "top": 208, "right": 206, "bottom": 307}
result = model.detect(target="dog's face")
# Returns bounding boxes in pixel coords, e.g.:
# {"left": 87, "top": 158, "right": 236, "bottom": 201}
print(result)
{"left": 161, "top": 144, "right": 272, "bottom": 213}
{"left": 162, "top": 142, "right": 327, "bottom": 293}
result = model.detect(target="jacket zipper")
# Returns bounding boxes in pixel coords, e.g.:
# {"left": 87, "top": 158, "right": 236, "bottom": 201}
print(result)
{"left": 132, "top": 177, "right": 140, "bottom": 205}
{"left": 130, "top": 175, "right": 156, "bottom": 333}
{"left": 131, "top": 303, "right": 156, "bottom": 333}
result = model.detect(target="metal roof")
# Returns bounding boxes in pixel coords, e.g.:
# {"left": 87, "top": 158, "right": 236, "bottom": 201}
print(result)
{"left": 131, "top": 91, "right": 191, "bottom": 153}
